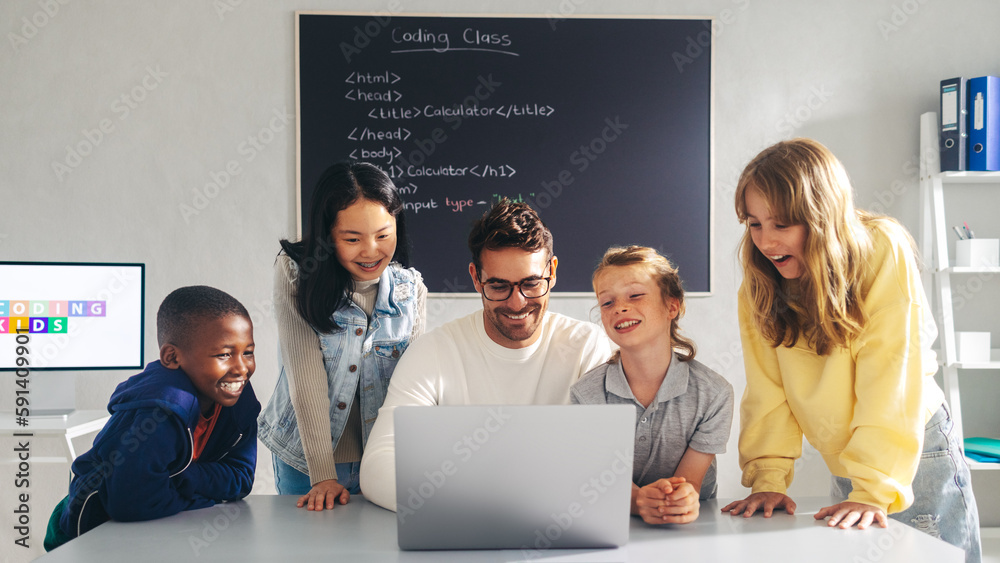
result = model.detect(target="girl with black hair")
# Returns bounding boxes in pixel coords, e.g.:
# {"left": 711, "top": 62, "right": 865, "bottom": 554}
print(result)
{"left": 258, "top": 162, "right": 426, "bottom": 511}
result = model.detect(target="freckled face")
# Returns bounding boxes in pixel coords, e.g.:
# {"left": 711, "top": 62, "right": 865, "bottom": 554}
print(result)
{"left": 744, "top": 189, "right": 807, "bottom": 279}
{"left": 332, "top": 198, "right": 397, "bottom": 282}
{"left": 594, "top": 265, "right": 677, "bottom": 352}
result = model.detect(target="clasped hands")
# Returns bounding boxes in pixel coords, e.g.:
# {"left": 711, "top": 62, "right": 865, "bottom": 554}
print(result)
{"left": 634, "top": 476, "right": 700, "bottom": 524}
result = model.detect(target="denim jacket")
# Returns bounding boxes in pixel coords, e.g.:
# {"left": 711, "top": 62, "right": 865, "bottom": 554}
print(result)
{"left": 258, "top": 263, "right": 420, "bottom": 475}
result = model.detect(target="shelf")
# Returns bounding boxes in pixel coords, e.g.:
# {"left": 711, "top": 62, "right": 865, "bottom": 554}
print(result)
{"left": 939, "top": 266, "right": 1000, "bottom": 274}
{"left": 943, "top": 349, "right": 1000, "bottom": 370}
{"left": 938, "top": 171, "right": 1000, "bottom": 183}
{"left": 922, "top": 113, "right": 1000, "bottom": 486}
{"left": 967, "top": 457, "right": 1000, "bottom": 471}
{"left": 952, "top": 360, "right": 1000, "bottom": 370}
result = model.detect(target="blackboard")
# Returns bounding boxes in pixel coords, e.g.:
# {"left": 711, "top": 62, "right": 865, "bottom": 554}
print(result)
{"left": 297, "top": 13, "right": 712, "bottom": 293}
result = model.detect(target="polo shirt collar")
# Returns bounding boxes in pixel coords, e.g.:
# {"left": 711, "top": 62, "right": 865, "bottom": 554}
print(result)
{"left": 605, "top": 352, "right": 690, "bottom": 405}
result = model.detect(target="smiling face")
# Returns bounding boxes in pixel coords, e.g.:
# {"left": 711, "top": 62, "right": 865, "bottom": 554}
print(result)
{"left": 594, "top": 265, "right": 678, "bottom": 352}
{"left": 744, "top": 188, "right": 808, "bottom": 279}
{"left": 332, "top": 198, "right": 398, "bottom": 281}
{"left": 469, "top": 247, "right": 556, "bottom": 349}
{"left": 160, "top": 314, "right": 255, "bottom": 415}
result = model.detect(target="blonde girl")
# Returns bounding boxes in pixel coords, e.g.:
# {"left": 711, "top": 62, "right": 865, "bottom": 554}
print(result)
{"left": 572, "top": 246, "right": 733, "bottom": 525}
{"left": 723, "top": 138, "right": 980, "bottom": 562}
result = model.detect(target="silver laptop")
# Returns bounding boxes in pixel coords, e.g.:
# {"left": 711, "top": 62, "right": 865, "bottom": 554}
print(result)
{"left": 394, "top": 404, "right": 634, "bottom": 551}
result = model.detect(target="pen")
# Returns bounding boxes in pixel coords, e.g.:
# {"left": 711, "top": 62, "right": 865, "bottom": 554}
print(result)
{"left": 964, "top": 221, "right": 976, "bottom": 239}
{"left": 954, "top": 226, "right": 966, "bottom": 240}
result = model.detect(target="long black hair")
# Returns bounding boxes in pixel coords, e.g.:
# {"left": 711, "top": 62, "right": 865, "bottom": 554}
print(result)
{"left": 280, "top": 162, "right": 410, "bottom": 333}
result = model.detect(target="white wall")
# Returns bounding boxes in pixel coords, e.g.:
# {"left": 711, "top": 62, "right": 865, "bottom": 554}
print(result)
{"left": 3, "top": 0, "right": 1000, "bottom": 559}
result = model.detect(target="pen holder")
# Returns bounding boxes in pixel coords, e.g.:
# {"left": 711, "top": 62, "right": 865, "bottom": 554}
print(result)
{"left": 955, "top": 238, "right": 1000, "bottom": 268}
{"left": 956, "top": 332, "right": 991, "bottom": 363}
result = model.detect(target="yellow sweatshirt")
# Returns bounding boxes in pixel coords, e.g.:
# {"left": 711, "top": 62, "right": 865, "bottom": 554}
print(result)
{"left": 737, "top": 222, "right": 945, "bottom": 514}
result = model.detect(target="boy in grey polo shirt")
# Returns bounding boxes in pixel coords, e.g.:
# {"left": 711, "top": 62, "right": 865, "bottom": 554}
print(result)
{"left": 571, "top": 353, "right": 733, "bottom": 497}
{"left": 571, "top": 246, "right": 733, "bottom": 525}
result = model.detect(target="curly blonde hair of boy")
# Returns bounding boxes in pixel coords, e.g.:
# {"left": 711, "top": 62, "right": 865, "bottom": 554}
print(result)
{"left": 734, "top": 138, "right": 901, "bottom": 355}
{"left": 593, "top": 245, "right": 696, "bottom": 363}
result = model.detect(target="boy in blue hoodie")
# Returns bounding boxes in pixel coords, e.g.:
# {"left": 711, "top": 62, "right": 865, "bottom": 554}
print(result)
{"left": 44, "top": 285, "right": 260, "bottom": 550}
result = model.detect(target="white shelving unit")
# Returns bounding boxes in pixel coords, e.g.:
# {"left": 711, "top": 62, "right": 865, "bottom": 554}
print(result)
{"left": 919, "top": 112, "right": 1000, "bottom": 473}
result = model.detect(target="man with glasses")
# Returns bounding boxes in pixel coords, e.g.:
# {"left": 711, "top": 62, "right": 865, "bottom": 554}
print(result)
{"left": 360, "top": 200, "right": 613, "bottom": 511}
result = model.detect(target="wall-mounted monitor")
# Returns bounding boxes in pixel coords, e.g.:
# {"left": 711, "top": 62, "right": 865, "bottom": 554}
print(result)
{"left": 0, "top": 262, "right": 145, "bottom": 371}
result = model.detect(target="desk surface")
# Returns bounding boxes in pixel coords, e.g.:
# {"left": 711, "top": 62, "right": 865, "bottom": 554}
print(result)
{"left": 38, "top": 495, "right": 963, "bottom": 562}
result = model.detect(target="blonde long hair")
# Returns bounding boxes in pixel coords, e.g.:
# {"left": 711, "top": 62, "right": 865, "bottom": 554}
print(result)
{"left": 593, "top": 245, "right": 696, "bottom": 363}
{"left": 735, "top": 138, "right": 897, "bottom": 355}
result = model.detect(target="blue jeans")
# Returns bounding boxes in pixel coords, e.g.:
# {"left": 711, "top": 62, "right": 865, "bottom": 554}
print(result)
{"left": 831, "top": 404, "right": 981, "bottom": 563}
{"left": 271, "top": 454, "right": 361, "bottom": 496}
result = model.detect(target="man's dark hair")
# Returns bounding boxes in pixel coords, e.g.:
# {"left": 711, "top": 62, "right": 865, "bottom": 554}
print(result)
{"left": 157, "top": 285, "right": 250, "bottom": 347}
{"left": 468, "top": 199, "right": 554, "bottom": 273}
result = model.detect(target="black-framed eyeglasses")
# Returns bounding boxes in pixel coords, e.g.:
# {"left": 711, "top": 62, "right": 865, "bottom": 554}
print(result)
{"left": 478, "top": 260, "right": 554, "bottom": 301}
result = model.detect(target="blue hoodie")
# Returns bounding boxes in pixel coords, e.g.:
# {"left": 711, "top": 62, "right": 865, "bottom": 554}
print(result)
{"left": 56, "top": 360, "right": 260, "bottom": 541}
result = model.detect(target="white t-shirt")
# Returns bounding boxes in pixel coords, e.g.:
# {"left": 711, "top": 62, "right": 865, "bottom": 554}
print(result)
{"left": 359, "top": 309, "right": 613, "bottom": 510}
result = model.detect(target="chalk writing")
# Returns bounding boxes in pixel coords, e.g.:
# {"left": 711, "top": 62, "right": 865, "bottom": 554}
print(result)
{"left": 347, "top": 126, "right": 411, "bottom": 141}
{"left": 345, "top": 89, "right": 402, "bottom": 102}
{"left": 345, "top": 71, "right": 402, "bottom": 84}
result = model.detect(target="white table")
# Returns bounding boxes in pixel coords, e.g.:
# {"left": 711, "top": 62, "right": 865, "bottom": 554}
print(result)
{"left": 0, "top": 410, "right": 109, "bottom": 463}
{"left": 37, "top": 495, "right": 964, "bottom": 562}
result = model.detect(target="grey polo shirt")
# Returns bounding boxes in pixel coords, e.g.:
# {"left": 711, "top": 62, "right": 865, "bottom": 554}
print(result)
{"left": 570, "top": 353, "right": 734, "bottom": 499}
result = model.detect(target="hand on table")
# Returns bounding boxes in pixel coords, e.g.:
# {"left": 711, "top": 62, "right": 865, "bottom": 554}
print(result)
{"left": 296, "top": 479, "right": 350, "bottom": 511}
{"left": 721, "top": 492, "right": 797, "bottom": 518}
{"left": 635, "top": 477, "right": 700, "bottom": 524}
{"left": 815, "top": 501, "right": 887, "bottom": 529}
